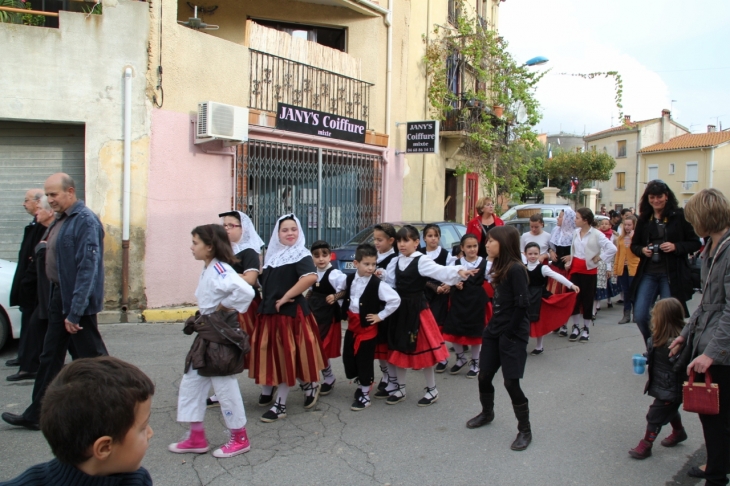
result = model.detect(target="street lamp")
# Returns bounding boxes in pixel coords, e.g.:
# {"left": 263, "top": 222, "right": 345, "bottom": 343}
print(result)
{"left": 524, "top": 56, "right": 549, "bottom": 67}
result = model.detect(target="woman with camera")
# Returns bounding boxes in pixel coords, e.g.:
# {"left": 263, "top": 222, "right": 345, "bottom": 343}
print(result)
{"left": 630, "top": 180, "right": 701, "bottom": 344}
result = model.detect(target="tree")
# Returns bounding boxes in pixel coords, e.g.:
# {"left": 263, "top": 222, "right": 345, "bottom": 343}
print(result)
{"left": 422, "top": 0, "right": 545, "bottom": 201}
{"left": 544, "top": 150, "right": 617, "bottom": 207}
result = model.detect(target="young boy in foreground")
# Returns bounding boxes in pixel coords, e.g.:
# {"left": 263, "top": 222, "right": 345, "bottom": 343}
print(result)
{"left": 1, "top": 356, "right": 155, "bottom": 486}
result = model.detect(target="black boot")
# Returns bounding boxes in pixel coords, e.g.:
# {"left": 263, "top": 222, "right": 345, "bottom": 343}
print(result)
{"left": 510, "top": 401, "right": 532, "bottom": 451}
{"left": 466, "top": 393, "right": 495, "bottom": 429}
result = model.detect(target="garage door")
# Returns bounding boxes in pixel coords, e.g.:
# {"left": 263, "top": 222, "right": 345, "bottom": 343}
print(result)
{"left": 0, "top": 121, "right": 85, "bottom": 261}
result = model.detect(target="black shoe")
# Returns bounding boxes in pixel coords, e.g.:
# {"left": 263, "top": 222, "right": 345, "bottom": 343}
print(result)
{"left": 1, "top": 412, "right": 40, "bottom": 431}
{"left": 302, "top": 382, "right": 320, "bottom": 409}
{"left": 386, "top": 385, "right": 406, "bottom": 405}
{"left": 320, "top": 380, "right": 335, "bottom": 396}
{"left": 417, "top": 386, "right": 438, "bottom": 407}
{"left": 558, "top": 326, "right": 568, "bottom": 337}
{"left": 258, "top": 386, "right": 277, "bottom": 407}
{"left": 206, "top": 397, "right": 220, "bottom": 408}
{"left": 530, "top": 349, "right": 544, "bottom": 356}
{"left": 377, "top": 380, "right": 388, "bottom": 391}
{"left": 6, "top": 371, "right": 36, "bottom": 382}
{"left": 568, "top": 325, "right": 581, "bottom": 342}
{"left": 687, "top": 466, "right": 706, "bottom": 479}
{"left": 351, "top": 389, "right": 371, "bottom": 411}
{"left": 607, "top": 302, "right": 613, "bottom": 308}
{"left": 4, "top": 358, "right": 20, "bottom": 367}
{"left": 466, "top": 393, "right": 495, "bottom": 429}
{"left": 260, "top": 401, "right": 287, "bottom": 423}
{"left": 435, "top": 361, "right": 448, "bottom": 373}
{"left": 510, "top": 401, "right": 532, "bottom": 451}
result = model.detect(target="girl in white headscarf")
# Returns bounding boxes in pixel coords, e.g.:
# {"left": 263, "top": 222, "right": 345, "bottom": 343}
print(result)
{"left": 248, "top": 214, "right": 325, "bottom": 423}
{"left": 547, "top": 208, "right": 576, "bottom": 337}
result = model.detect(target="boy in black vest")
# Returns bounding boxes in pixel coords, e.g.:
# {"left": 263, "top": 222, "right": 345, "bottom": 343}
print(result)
{"left": 342, "top": 244, "right": 401, "bottom": 411}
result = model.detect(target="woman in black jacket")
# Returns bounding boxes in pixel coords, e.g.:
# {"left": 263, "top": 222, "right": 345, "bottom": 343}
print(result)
{"left": 630, "top": 180, "right": 701, "bottom": 343}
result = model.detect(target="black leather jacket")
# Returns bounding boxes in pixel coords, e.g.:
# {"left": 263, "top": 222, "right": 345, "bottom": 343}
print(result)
{"left": 645, "top": 337, "right": 687, "bottom": 402}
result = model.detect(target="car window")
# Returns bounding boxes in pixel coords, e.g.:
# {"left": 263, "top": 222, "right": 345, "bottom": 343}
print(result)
{"left": 501, "top": 207, "right": 518, "bottom": 221}
{"left": 439, "top": 224, "right": 461, "bottom": 250}
{"left": 344, "top": 227, "right": 376, "bottom": 245}
{"left": 542, "top": 209, "right": 554, "bottom": 218}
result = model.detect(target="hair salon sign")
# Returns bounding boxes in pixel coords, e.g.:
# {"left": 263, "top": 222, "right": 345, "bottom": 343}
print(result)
{"left": 405, "top": 121, "right": 439, "bottom": 153}
{"left": 275, "top": 103, "right": 367, "bottom": 143}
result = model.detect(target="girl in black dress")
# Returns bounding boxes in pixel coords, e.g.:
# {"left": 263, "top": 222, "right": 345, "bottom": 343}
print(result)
{"left": 466, "top": 225, "right": 533, "bottom": 451}
{"left": 372, "top": 223, "right": 398, "bottom": 391}
{"left": 548, "top": 208, "right": 577, "bottom": 337}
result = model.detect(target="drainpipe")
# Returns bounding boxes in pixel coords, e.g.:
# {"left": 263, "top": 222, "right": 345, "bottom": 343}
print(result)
{"left": 121, "top": 67, "right": 132, "bottom": 313}
{"left": 709, "top": 147, "right": 715, "bottom": 188}
{"left": 634, "top": 129, "right": 641, "bottom": 209}
{"left": 421, "top": 0, "right": 431, "bottom": 221}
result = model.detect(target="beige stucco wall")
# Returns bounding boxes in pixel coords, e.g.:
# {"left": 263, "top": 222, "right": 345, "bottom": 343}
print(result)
{"left": 0, "top": 1, "right": 151, "bottom": 312}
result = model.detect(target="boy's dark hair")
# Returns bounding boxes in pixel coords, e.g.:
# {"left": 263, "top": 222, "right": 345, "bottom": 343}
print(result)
{"left": 460, "top": 233, "right": 478, "bottom": 246}
{"left": 355, "top": 243, "right": 377, "bottom": 261}
{"left": 423, "top": 223, "right": 441, "bottom": 237}
{"left": 192, "top": 224, "right": 239, "bottom": 265}
{"left": 576, "top": 207, "right": 595, "bottom": 227}
{"left": 528, "top": 214, "right": 544, "bottom": 224}
{"left": 524, "top": 242, "right": 540, "bottom": 253}
{"left": 373, "top": 223, "right": 396, "bottom": 239}
{"left": 311, "top": 240, "right": 331, "bottom": 253}
{"left": 395, "top": 224, "right": 420, "bottom": 242}
{"left": 40, "top": 356, "right": 155, "bottom": 465}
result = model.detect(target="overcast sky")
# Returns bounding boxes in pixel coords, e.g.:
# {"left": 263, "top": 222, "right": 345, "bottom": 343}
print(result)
{"left": 499, "top": 0, "right": 730, "bottom": 136}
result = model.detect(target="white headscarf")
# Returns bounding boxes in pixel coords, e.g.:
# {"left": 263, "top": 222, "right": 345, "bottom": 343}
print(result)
{"left": 263, "top": 214, "right": 311, "bottom": 269}
{"left": 220, "top": 211, "right": 265, "bottom": 254}
{"left": 550, "top": 207, "right": 576, "bottom": 247}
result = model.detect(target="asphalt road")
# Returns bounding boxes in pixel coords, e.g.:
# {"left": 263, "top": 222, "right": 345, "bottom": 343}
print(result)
{"left": 0, "top": 295, "right": 710, "bottom": 485}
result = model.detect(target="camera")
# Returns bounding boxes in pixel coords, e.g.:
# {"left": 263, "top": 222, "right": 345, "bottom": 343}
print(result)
{"left": 648, "top": 243, "right": 662, "bottom": 263}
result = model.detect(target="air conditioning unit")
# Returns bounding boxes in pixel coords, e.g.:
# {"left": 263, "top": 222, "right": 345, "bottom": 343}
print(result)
{"left": 195, "top": 101, "right": 249, "bottom": 144}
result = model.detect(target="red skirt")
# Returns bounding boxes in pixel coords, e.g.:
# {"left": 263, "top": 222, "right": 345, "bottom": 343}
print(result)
{"left": 320, "top": 318, "right": 342, "bottom": 361}
{"left": 388, "top": 309, "right": 449, "bottom": 369}
{"left": 374, "top": 342, "right": 389, "bottom": 361}
{"left": 483, "top": 281, "right": 494, "bottom": 325}
{"left": 441, "top": 332, "right": 482, "bottom": 345}
{"left": 237, "top": 295, "right": 260, "bottom": 370}
{"left": 545, "top": 266, "right": 570, "bottom": 295}
{"left": 529, "top": 292, "right": 578, "bottom": 337}
{"left": 248, "top": 306, "right": 325, "bottom": 386}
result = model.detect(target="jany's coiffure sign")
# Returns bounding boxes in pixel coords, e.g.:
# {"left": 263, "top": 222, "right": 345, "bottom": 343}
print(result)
{"left": 275, "top": 103, "right": 366, "bottom": 143}
{"left": 406, "top": 120, "right": 439, "bottom": 153}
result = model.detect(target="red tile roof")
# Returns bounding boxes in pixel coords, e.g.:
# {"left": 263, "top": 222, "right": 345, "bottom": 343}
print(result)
{"left": 639, "top": 131, "right": 730, "bottom": 153}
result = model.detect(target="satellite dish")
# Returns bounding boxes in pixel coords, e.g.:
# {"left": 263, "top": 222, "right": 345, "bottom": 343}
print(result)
{"left": 178, "top": 5, "right": 219, "bottom": 30}
{"left": 514, "top": 101, "right": 528, "bottom": 124}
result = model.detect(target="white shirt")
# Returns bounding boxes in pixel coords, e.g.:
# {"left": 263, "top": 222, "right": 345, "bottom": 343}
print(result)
{"left": 526, "top": 261, "right": 574, "bottom": 288}
{"left": 377, "top": 248, "right": 395, "bottom": 264}
{"left": 385, "top": 251, "right": 465, "bottom": 287}
{"left": 424, "top": 246, "right": 457, "bottom": 266}
{"left": 195, "top": 259, "right": 255, "bottom": 315}
{"left": 314, "top": 264, "right": 347, "bottom": 292}
{"left": 521, "top": 231, "right": 552, "bottom": 255}
{"left": 348, "top": 273, "right": 401, "bottom": 321}
{"left": 572, "top": 227, "right": 617, "bottom": 268}
{"left": 451, "top": 256, "right": 493, "bottom": 282}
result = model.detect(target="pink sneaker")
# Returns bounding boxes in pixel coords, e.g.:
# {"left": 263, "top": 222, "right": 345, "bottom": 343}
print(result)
{"left": 212, "top": 428, "right": 251, "bottom": 458}
{"left": 168, "top": 429, "right": 210, "bottom": 454}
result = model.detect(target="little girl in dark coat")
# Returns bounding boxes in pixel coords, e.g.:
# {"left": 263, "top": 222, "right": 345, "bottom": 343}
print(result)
{"left": 629, "top": 297, "right": 688, "bottom": 459}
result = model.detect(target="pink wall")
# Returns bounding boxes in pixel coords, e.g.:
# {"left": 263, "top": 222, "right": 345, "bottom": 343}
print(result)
{"left": 383, "top": 149, "right": 403, "bottom": 221}
{"left": 145, "top": 109, "right": 234, "bottom": 308}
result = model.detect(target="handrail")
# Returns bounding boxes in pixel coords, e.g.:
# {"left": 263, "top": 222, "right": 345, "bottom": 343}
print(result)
{"left": 249, "top": 49, "right": 373, "bottom": 86}
{"left": 0, "top": 5, "right": 59, "bottom": 16}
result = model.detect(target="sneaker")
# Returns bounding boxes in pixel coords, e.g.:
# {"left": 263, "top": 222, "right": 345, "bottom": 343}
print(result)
{"left": 212, "top": 428, "right": 251, "bottom": 458}
{"left": 530, "top": 348, "right": 544, "bottom": 356}
{"left": 628, "top": 439, "right": 652, "bottom": 459}
{"left": 206, "top": 396, "right": 220, "bottom": 408}
{"left": 258, "top": 386, "right": 277, "bottom": 407}
{"left": 449, "top": 353, "right": 467, "bottom": 375}
{"left": 260, "top": 400, "right": 287, "bottom": 423}
{"left": 435, "top": 361, "right": 448, "bottom": 373}
{"left": 302, "top": 382, "right": 320, "bottom": 409}
{"left": 320, "top": 380, "right": 336, "bottom": 396}
{"left": 351, "top": 389, "right": 371, "bottom": 411}
{"left": 579, "top": 327, "right": 590, "bottom": 342}
{"left": 466, "top": 359, "right": 479, "bottom": 379}
{"left": 417, "top": 386, "right": 438, "bottom": 407}
{"left": 168, "top": 430, "right": 210, "bottom": 454}
{"left": 386, "top": 385, "right": 406, "bottom": 405}
{"left": 558, "top": 326, "right": 568, "bottom": 337}
{"left": 568, "top": 325, "right": 581, "bottom": 341}
{"left": 660, "top": 428, "right": 687, "bottom": 447}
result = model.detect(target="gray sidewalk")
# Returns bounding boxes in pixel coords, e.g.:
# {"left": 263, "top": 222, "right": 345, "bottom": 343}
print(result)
{"left": 0, "top": 296, "right": 708, "bottom": 485}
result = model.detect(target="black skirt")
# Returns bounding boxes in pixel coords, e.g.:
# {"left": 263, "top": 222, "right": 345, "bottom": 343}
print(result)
{"left": 308, "top": 292, "right": 340, "bottom": 341}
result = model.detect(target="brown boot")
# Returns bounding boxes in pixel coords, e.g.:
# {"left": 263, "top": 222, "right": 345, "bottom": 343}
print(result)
{"left": 466, "top": 393, "right": 494, "bottom": 429}
{"left": 629, "top": 439, "right": 652, "bottom": 459}
{"left": 661, "top": 428, "right": 687, "bottom": 447}
{"left": 510, "top": 401, "right": 532, "bottom": 451}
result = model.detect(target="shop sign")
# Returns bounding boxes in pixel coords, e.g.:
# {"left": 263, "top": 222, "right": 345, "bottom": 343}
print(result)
{"left": 275, "top": 103, "right": 366, "bottom": 143}
{"left": 406, "top": 121, "right": 439, "bottom": 153}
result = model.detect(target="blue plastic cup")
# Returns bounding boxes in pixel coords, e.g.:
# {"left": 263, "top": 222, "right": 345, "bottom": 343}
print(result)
{"left": 632, "top": 354, "right": 647, "bottom": 375}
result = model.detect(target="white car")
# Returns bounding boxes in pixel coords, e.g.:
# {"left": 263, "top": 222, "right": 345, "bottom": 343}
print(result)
{"left": 0, "top": 259, "right": 22, "bottom": 349}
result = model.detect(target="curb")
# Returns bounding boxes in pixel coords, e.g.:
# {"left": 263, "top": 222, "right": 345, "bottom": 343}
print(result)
{"left": 141, "top": 307, "right": 198, "bottom": 323}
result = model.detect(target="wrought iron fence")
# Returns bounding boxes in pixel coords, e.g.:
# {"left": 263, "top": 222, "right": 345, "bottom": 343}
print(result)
{"left": 249, "top": 49, "right": 373, "bottom": 127}
{"left": 237, "top": 139, "right": 382, "bottom": 248}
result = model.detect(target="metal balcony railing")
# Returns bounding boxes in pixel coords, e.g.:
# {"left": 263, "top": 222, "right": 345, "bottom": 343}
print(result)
{"left": 248, "top": 49, "right": 373, "bottom": 127}
{"left": 442, "top": 98, "right": 489, "bottom": 132}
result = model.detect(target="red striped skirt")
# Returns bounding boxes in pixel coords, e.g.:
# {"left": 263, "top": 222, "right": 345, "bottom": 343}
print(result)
{"left": 320, "top": 318, "right": 342, "bottom": 361}
{"left": 388, "top": 309, "right": 449, "bottom": 369}
{"left": 237, "top": 295, "right": 260, "bottom": 370}
{"left": 248, "top": 305, "right": 325, "bottom": 386}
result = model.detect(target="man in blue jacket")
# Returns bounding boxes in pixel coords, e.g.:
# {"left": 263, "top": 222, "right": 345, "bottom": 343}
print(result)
{"left": 2, "top": 173, "right": 108, "bottom": 430}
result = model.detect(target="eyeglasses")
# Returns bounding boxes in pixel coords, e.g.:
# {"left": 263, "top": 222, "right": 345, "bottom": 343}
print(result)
{"left": 222, "top": 224, "right": 242, "bottom": 229}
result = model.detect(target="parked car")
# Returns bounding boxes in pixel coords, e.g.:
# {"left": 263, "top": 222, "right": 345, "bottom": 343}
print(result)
{"left": 501, "top": 204, "right": 572, "bottom": 222}
{"left": 505, "top": 213, "right": 608, "bottom": 239}
{"left": 332, "top": 222, "right": 467, "bottom": 273}
{"left": 0, "top": 259, "right": 22, "bottom": 349}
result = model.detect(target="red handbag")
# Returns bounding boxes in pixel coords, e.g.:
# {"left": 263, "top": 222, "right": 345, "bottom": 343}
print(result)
{"left": 683, "top": 370, "right": 720, "bottom": 415}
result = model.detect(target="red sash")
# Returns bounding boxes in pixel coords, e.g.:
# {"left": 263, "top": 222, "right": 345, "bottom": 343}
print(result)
{"left": 347, "top": 311, "right": 378, "bottom": 354}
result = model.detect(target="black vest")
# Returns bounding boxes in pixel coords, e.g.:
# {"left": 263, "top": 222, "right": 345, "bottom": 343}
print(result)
{"left": 527, "top": 264, "right": 547, "bottom": 287}
{"left": 344, "top": 273, "right": 385, "bottom": 325}
{"left": 311, "top": 267, "right": 337, "bottom": 296}
{"left": 377, "top": 252, "right": 397, "bottom": 269}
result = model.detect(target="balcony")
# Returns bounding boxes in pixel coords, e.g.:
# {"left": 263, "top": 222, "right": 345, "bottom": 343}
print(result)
{"left": 248, "top": 49, "right": 373, "bottom": 127}
{"left": 441, "top": 97, "right": 498, "bottom": 139}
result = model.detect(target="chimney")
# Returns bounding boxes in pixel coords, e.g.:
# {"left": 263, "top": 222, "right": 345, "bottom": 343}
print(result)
{"left": 708, "top": 125, "right": 717, "bottom": 133}
{"left": 661, "top": 109, "right": 671, "bottom": 143}
{"left": 624, "top": 115, "right": 631, "bottom": 123}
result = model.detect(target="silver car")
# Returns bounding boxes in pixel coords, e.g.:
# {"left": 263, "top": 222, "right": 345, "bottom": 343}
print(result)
{"left": 0, "top": 259, "right": 22, "bottom": 349}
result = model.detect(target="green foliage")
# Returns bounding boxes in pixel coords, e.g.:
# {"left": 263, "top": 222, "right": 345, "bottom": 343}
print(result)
{"left": 82, "top": 2, "right": 102, "bottom": 15}
{"left": 0, "top": 0, "right": 46, "bottom": 25}
{"left": 422, "top": 0, "right": 545, "bottom": 201}
{"left": 545, "top": 150, "right": 617, "bottom": 204}
{"left": 556, "top": 71, "right": 624, "bottom": 121}
{"left": 22, "top": 2, "right": 45, "bottom": 26}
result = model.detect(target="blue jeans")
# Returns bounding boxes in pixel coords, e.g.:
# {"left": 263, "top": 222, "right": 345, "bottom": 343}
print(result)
{"left": 617, "top": 271, "right": 634, "bottom": 311}
{"left": 633, "top": 273, "right": 671, "bottom": 344}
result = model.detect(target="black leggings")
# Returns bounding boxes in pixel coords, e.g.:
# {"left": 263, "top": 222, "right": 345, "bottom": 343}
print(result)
{"left": 478, "top": 372, "right": 527, "bottom": 405}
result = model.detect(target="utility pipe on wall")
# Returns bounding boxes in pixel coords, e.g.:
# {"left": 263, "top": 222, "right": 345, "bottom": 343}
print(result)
{"left": 421, "top": 0, "right": 431, "bottom": 221}
{"left": 709, "top": 147, "right": 715, "bottom": 188}
{"left": 121, "top": 67, "right": 132, "bottom": 313}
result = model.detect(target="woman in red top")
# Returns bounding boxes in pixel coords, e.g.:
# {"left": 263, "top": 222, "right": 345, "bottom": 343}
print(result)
{"left": 466, "top": 197, "right": 504, "bottom": 258}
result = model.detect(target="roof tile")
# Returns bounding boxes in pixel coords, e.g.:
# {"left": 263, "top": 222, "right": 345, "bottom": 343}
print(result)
{"left": 639, "top": 131, "right": 730, "bottom": 153}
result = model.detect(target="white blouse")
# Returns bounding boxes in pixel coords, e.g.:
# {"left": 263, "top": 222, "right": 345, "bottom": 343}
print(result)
{"left": 315, "top": 265, "right": 347, "bottom": 292}
{"left": 425, "top": 246, "right": 457, "bottom": 266}
{"left": 195, "top": 259, "right": 255, "bottom": 315}
{"left": 384, "top": 251, "right": 466, "bottom": 287}
{"left": 571, "top": 227, "right": 617, "bottom": 268}
{"left": 526, "top": 261, "right": 574, "bottom": 288}
{"left": 348, "top": 274, "right": 401, "bottom": 321}
{"left": 377, "top": 248, "right": 395, "bottom": 264}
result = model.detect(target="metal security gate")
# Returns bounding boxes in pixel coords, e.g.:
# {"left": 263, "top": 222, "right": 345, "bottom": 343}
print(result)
{"left": 237, "top": 139, "right": 382, "bottom": 247}
{"left": 0, "top": 121, "right": 85, "bottom": 261}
